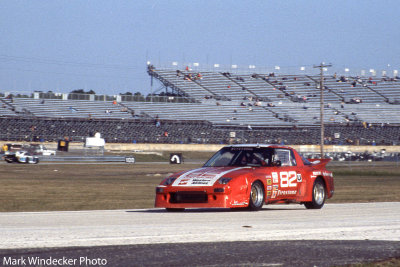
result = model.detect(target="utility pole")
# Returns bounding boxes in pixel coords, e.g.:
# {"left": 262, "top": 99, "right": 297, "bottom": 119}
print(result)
{"left": 313, "top": 63, "right": 332, "bottom": 158}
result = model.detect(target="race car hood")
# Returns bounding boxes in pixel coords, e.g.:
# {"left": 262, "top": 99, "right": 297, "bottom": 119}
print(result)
{"left": 171, "top": 166, "right": 251, "bottom": 187}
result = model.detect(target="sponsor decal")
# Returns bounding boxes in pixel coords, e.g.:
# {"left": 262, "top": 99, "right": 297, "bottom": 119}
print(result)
{"left": 267, "top": 185, "right": 272, "bottom": 191}
{"left": 172, "top": 167, "right": 250, "bottom": 187}
{"left": 272, "top": 172, "right": 279, "bottom": 183}
{"left": 232, "top": 202, "right": 248, "bottom": 206}
{"left": 267, "top": 191, "right": 271, "bottom": 196}
{"left": 178, "top": 179, "right": 190, "bottom": 185}
{"left": 267, "top": 179, "right": 272, "bottom": 185}
{"left": 277, "top": 190, "right": 297, "bottom": 196}
{"left": 313, "top": 171, "right": 322, "bottom": 176}
{"left": 273, "top": 185, "right": 279, "bottom": 190}
{"left": 271, "top": 191, "right": 277, "bottom": 199}
{"left": 125, "top": 157, "right": 135, "bottom": 163}
{"left": 297, "top": 173, "right": 302, "bottom": 182}
{"left": 265, "top": 175, "right": 272, "bottom": 179}
{"left": 191, "top": 178, "right": 212, "bottom": 185}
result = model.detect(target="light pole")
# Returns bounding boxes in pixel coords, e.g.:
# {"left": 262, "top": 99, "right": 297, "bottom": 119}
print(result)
{"left": 313, "top": 63, "right": 332, "bottom": 158}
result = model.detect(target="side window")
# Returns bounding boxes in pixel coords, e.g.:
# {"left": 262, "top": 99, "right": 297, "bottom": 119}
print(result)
{"left": 274, "top": 149, "right": 297, "bottom": 166}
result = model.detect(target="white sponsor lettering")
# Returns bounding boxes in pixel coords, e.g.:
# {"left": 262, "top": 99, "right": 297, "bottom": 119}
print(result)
{"left": 277, "top": 190, "right": 297, "bottom": 196}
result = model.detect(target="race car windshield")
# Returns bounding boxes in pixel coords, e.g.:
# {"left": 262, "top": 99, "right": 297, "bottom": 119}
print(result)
{"left": 203, "top": 147, "right": 274, "bottom": 167}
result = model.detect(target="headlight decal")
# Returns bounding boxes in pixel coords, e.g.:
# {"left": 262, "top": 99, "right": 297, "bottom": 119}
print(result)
{"left": 218, "top": 177, "right": 232, "bottom": 185}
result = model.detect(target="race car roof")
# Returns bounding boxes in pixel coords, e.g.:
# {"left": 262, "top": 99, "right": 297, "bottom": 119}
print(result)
{"left": 226, "top": 144, "right": 291, "bottom": 149}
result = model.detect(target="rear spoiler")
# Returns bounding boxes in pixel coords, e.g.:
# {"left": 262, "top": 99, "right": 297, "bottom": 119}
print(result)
{"left": 307, "top": 158, "right": 331, "bottom": 168}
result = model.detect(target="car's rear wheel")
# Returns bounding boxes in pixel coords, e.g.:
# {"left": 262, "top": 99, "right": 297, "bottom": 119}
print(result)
{"left": 166, "top": 208, "right": 185, "bottom": 212}
{"left": 248, "top": 181, "right": 265, "bottom": 211}
{"left": 304, "top": 179, "right": 326, "bottom": 209}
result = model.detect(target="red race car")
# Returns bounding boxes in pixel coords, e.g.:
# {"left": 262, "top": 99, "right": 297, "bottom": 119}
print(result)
{"left": 155, "top": 144, "right": 334, "bottom": 211}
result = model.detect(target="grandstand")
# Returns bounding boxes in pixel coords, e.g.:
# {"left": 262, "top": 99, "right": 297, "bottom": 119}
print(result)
{"left": 1, "top": 65, "right": 400, "bottom": 146}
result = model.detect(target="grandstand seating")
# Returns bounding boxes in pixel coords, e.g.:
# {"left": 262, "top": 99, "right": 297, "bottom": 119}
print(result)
{"left": 1, "top": 66, "right": 400, "bottom": 145}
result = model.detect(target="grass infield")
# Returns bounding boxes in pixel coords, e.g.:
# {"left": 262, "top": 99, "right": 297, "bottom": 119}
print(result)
{"left": 0, "top": 161, "right": 399, "bottom": 212}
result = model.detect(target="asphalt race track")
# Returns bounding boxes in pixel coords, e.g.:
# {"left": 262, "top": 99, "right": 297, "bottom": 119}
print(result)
{"left": 1, "top": 202, "right": 399, "bottom": 266}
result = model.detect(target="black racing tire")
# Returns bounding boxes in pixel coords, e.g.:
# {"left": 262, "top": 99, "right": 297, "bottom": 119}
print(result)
{"left": 248, "top": 181, "right": 265, "bottom": 211}
{"left": 166, "top": 208, "right": 185, "bottom": 212}
{"left": 304, "top": 178, "right": 326, "bottom": 209}
{"left": 25, "top": 158, "right": 29, "bottom": 164}
{"left": 34, "top": 158, "right": 39, "bottom": 164}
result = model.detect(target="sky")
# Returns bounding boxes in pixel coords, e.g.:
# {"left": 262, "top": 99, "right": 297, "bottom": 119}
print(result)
{"left": 1, "top": 0, "right": 399, "bottom": 95}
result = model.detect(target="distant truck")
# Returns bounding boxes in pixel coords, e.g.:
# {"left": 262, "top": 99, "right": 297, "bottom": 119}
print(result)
{"left": 28, "top": 144, "right": 56, "bottom": 156}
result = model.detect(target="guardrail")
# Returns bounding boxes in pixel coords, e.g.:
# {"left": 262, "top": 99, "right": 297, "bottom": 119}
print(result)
{"left": 38, "top": 156, "right": 128, "bottom": 162}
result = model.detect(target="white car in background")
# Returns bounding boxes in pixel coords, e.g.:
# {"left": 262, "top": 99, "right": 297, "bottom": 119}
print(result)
{"left": 3, "top": 151, "right": 39, "bottom": 164}
{"left": 29, "top": 144, "right": 56, "bottom": 156}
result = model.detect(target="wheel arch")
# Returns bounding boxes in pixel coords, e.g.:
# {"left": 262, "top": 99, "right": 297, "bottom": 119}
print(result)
{"left": 247, "top": 179, "right": 266, "bottom": 211}
{"left": 249, "top": 178, "right": 266, "bottom": 194}
{"left": 315, "top": 175, "right": 327, "bottom": 188}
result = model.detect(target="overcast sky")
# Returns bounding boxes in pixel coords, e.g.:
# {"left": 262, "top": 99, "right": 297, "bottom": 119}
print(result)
{"left": 1, "top": 0, "right": 399, "bottom": 95}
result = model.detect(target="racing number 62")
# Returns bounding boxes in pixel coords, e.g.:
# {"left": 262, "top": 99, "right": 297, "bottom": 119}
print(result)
{"left": 278, "top": 171, "right": 297, "bottom": 188}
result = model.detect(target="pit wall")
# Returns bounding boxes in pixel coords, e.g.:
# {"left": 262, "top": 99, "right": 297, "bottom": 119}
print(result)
{"left": 2, "top": 141, "right": 400, "bottom": 153}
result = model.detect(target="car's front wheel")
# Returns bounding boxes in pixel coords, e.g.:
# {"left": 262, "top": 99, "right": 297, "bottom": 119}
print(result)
{"left": 248, "top": 181, "right": 265, "bottom": 211}
{"left": 304, "top": 179, "right": 326, "bottom": 209}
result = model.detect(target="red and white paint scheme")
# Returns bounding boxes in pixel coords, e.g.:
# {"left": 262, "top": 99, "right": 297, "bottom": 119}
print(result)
{"left": 155, "top": 144, "right": 334, "bottom": 211}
